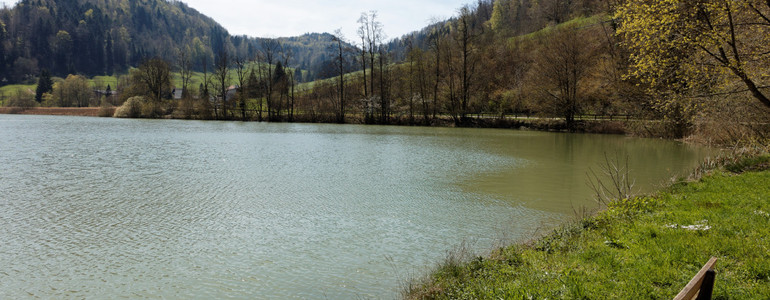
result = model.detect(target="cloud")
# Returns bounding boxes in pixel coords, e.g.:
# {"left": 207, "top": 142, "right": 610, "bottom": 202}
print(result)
{"left": 183, "top": 0, "right": 470, "bottom": 40}
{"left": 0, "top": 0, "right": 471, "bottom": 41}
{"left": 0, "top": 0, "right": 19, "bottom": 8}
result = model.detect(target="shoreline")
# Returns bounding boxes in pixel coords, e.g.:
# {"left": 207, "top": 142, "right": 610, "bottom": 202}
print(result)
{"left": 0, "top": 107, "right": 105, "bottom": 117}
{"left": 405, "top": 153, "right": 770, "bottom": 299}
{"left": 0, "top": 106, "right": 633, "bottom": 135}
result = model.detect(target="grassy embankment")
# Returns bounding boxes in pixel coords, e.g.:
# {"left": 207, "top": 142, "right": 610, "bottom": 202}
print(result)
{"left": 407, "top": 154, "right": 770, "bottom": 299}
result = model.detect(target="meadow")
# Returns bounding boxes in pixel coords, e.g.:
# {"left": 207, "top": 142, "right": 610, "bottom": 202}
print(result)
{"left": 407, "top": 154, "right": 770, "bottom": 299}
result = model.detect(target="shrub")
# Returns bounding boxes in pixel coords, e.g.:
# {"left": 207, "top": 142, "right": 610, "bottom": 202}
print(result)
{"left": 140, "top": 100, "right": 165, "bottom": 118}
{"left": 5, "top": 90, "right": 36, "bottom": 108}
{"left": 98, "top": 99, "right": 115, "bottom": 117}
{"left": 113, "top": 96, "right": 144, "bottom": 118}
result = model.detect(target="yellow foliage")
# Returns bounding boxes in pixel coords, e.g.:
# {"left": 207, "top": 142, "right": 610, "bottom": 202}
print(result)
{"left": 616, "top": 0, "right": 770, "bottom": 104}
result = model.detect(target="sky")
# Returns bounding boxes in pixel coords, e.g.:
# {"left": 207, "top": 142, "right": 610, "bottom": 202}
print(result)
{"left": 1, "top": 0, "right": 472, "bottom": 41}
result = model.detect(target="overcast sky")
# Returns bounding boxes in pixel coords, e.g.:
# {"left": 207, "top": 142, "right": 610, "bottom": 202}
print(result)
{"left": 1, "top": 0, "right": 471, "bottom": 41}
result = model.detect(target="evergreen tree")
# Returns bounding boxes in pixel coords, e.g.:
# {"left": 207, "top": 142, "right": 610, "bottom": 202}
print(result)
{"left": 273, "top": 61, "right": 286, "bottom": 85}
{"left": 105, "top": 33, "right": 114, "bottom": 75}
{"left": 0, "top": 20, "right": 6, "bottom": 81}
{"left": 247, "top": 68, "right": 259, "bottom": 98}
{"left": 294, "top": 68, "right": 303, "bottom": 83}
{"left": 35, "top": 69, "right": 53, "bottom": 103}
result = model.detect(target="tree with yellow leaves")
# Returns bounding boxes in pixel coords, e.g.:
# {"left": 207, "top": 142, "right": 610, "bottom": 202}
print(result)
{"left": 616, "top": 0, "right": 770, "bottom": 109}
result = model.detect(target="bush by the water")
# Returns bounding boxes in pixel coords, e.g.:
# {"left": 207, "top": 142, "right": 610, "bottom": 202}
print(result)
{"left": 113, "top": 96, "right": 144, "bottom": 118}
{"left": 98, "top": 99, "right": 115, "bottom": 118}
{"left": 5, "top": 90, "right": 36, "bottom": 109}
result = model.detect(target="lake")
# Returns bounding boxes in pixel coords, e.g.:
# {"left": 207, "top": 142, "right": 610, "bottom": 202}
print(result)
{"left": 0, "top": 115, "right": 711, "bottom": 298}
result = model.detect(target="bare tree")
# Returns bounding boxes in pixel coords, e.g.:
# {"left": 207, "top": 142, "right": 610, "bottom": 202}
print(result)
{"left": 368, "top": 11, "right": 384, "bottom": 100}
{"left": 234, "top": 54, "right": 249, "bottom": 121}
{"left": 357, "top": 13, "right": 369, "bottom": 99}
{"left": 200, "top": 55, "right": 214, "bottom": 118}
{"left": 542, "top": 0, "right": 571, "bottom": 24}
{"left": 177, "top": 47, "right": 195, "bottom": 118}
{"left": 254, "top": 53, "right": 266, "bottom": 121}
{"left": 332, "top": 29, "right": 348, "bottom": 123}
{"left": 405, "top": 35, "right": 416, "bottom": 124}
{"left": 405, "top": 34, "right": 429, "bottom": 125}
{"left": 378, "top": 47, "right": 390, "bottom": 124}
{"left": 536, "top": 25, "right": 597, "bottom": 130}
{"left": 428, "top": 19, "right": 445, "bottom": 120}
{"left": 134, "top": 57, "right": 171, "bottom": 102}
{"left": 213, "top": 48, "right": 231, "bottom": 119}
{"left": 280, "top": 47, "right": 295, "bottom": 121}
{"left": 283, "top": 50, "right": 296, "bottom": 122}
{"left": 455, "top": 5, "right": 483, "bottom": 123}
{"left": 445, "top": 35, "right": 458, "bottom": 123}
{"left": 177, "top": 47, "right": 193, "bottom": 98}
{"left": 259, "top": 39, "right": 281, "bottom": 121}
{"left": 246, "top": 66, "right": 262, "bottom": 121}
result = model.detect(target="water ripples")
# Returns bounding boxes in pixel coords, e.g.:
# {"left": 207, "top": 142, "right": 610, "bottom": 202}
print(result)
{"left": 0, "top": 115, "right": 711, "bottom": 299}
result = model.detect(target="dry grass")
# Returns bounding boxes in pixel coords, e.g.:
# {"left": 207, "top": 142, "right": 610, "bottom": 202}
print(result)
{"left": 0, "top": 107, "right": 103, "bottom": 117}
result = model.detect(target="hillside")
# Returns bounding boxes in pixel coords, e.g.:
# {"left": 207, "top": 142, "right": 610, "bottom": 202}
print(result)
{"left": 0, "top": 0, "right": 226, "bottom": 81}
{"left": 0, "top": 0, "right": 356, "bottom": 84}
{"left": 386, "top": 0, "right": 603, "bottom": 59}
{"left": 275, "top": 33, "right": 358, "bottom": 82}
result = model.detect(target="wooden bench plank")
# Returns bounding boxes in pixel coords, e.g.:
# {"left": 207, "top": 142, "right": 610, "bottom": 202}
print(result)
{"left": 674, "top": 257, "right": 718, "bottom": 300}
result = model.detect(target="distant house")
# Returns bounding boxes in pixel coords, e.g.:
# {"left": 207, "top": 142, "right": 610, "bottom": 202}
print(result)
{"left": 225, "top": 85, "right": 239, "bottom": 102}
{"left": 93, "top": 89, "right": 118, "bottom": 98}
{"left": 171, "top": 88, "right": 183, "bottom": 100}
{"left": 210, "top": 85, "right": 240, "bottom": 109}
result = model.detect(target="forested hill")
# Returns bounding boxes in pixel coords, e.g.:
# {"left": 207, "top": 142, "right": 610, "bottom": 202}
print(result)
{"left": 386, "top": 0, "right": 604, "bottom": 59}
{"left": 275, "top": 33, "right": 359, "bottom": 82}
{"left": 0, "top": 0, "right": 355, "bottom": 84}
{"left": 0, "top": 0, "right": 227, "bottom": 81}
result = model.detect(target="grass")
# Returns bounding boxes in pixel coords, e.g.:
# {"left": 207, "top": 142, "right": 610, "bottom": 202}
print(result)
{"left": 0, "top": 84, "right": 35, "bottom": 96}
{"left": 512, "top": 14, "right": 608, "bottom": 44}
{"left": 297, "top": 69, "right": 366, "bottom": 92}
{"left": 407, "top": 155, "right": 770, "bottom": 299}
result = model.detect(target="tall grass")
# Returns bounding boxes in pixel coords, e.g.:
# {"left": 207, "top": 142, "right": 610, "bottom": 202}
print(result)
{"left": 405, "top": 151, "right": 770, "bottom": 299}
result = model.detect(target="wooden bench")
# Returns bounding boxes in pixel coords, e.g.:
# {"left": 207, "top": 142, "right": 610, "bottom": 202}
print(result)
{"left": 674, "top": 257, "right": 718, "bottom": 300}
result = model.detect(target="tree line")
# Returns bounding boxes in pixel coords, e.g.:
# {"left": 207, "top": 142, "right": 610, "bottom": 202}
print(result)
{"left": 97, "top": 0, "right": 639, "bottom": 129}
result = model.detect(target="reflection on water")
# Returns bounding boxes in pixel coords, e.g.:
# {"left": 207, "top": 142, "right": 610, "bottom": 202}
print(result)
{"left": 0, "top": 115, "right": 711, "bottom": 298}
{"left": 461, "top": 131, "right": 709, "bottom": 213}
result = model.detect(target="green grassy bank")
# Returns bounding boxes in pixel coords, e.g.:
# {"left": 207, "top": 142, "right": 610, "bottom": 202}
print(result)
{"left": 408, "top": 155, "right": 770, "bottom": 299}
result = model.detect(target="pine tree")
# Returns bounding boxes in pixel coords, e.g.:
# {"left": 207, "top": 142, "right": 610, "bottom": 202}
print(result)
{"left": 35, "top": 69, "right": 53, "bottom": 103}
{"left": 0, "top": 20, "right": 6, "bottom": 80}
{"left": 294, "top": 68, "right": 303, "bottom": 83}
{"left": 247, "top": 68, "right": 259, "bottom": 98}
{"left": 273, "top": 61, "right": 286, "bottom": 85}
{"left": 105, "top": 32, "right": 114, "bottom": 75}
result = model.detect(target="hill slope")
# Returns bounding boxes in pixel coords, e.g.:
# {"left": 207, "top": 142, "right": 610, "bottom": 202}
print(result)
{"left": 0, "top": 0, "right": 356, "bottom": 84}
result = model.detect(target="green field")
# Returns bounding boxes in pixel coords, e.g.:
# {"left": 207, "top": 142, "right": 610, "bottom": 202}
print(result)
{"left": 0, "top": 84, "right": 36, "bottom": 97}
{"left": 511, "top": 14, "right": 608, "bottom": 45}
{"left": 409, "top": 155, "right": 770, "bottom": 299}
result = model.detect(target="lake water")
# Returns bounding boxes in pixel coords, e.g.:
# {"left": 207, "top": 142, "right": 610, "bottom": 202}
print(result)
{"left": 0, "top": 115, "right": 711, "bottom": 299}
